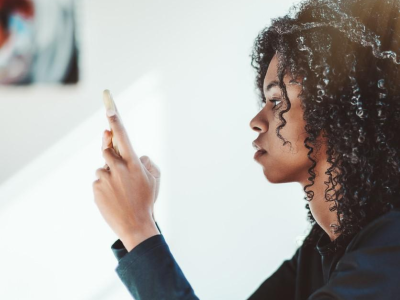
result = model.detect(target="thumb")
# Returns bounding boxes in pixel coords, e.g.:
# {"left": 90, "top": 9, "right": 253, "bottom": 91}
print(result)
{"left": 140, "top": 155, "right": 160, "bottom": 178}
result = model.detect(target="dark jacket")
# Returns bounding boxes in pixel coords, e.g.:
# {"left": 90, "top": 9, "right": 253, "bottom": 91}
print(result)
{"left": 111, "top": 208, "right": 400, "bottom": 299}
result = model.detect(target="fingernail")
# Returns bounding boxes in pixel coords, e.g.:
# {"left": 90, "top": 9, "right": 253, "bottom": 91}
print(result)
{"left": 103, "top": 89, "right": 116, "bottom": 117}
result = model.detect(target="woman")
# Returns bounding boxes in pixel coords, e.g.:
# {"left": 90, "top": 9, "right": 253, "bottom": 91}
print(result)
{"left": 92, "top": 0, "right": 400, "bottom": 299}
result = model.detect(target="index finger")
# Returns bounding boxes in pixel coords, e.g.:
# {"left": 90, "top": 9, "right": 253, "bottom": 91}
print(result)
{"left": 102, "top": 89, "right": 140, "bottom": 165}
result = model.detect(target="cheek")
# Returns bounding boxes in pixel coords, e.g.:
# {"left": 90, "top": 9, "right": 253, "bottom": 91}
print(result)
{"left": 262, "top": 123, "right": 311, "bottom": 183}
{"left": 262, "top": 150, "right": 311, "bottom": 183}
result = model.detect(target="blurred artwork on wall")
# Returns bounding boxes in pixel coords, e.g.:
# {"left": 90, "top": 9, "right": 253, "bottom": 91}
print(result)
{"left": 0, "top": 0, "right": 79, "bottom": 85}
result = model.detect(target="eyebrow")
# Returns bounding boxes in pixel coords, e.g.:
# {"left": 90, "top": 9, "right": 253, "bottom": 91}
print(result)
{"left": 264, "top": 80, "right": 279, "bottom": 94}
{"left": 264, "top": 79, "right": 301, "bottom": 95}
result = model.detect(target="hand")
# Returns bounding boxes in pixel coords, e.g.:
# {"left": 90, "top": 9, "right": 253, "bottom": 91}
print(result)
{"left": 102, "top": 130, "right": 161, "bottom": 221}
{"left": 92, "top": 90, "right": 161, "bottom": 251}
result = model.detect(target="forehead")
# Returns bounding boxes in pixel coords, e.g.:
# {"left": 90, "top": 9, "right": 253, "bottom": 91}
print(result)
{"left": 263, "top": 54, "right": 302, "bottom": 94}
{"left": 266, "top": 54, "right": 279, "bottom": 79}
{"left": 263, "top": 54, "right": 280, "bottom": 93}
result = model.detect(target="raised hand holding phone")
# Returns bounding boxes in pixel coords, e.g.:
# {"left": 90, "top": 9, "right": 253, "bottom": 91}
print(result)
{"left": 92, "top": 89, "right": 161, "bottom": 252}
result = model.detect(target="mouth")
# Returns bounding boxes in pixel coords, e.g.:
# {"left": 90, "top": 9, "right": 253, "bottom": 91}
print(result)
{"left": 254, "top": 150, "right": 267, "bottom": 160}
{"left": 252, "top": 140, "right": 267, "bottom": 160}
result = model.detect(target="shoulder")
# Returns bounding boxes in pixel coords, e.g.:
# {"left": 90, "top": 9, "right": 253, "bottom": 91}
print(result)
{"left": 307, "top": 209, "right": 400, "bottom": 299}
{"left": 346, "top": 207, "right": 400, "bottom": 252}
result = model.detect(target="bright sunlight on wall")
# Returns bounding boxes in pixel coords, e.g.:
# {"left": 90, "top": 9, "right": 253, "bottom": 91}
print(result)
{"left": 0, "top": 71, "right": 169, "bottom": 300}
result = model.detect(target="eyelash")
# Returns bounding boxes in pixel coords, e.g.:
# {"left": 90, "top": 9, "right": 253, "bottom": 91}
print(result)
{"left": 262, "top": 98, "right": 282, "bottom": 109}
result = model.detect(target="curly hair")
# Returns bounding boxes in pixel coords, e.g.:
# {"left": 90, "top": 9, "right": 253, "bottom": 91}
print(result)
{"left": 251, "top": 0, "right": 400, "bottom": 252}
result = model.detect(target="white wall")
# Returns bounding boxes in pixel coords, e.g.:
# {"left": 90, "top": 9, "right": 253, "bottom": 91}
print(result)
{"left": 0, "top": 0, "right": 310, "bottom": 299}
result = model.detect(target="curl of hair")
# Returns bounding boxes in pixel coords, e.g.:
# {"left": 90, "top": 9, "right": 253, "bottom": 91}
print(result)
{"left": 251, "top": 0, "right": 400, "bottom": 251}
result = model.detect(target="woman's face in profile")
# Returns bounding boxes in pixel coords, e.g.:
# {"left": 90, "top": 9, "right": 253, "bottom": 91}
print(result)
{"left": 250, "top": 54, "right": 319, "bottom": 184}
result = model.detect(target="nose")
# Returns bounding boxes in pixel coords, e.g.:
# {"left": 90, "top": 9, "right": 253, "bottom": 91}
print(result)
{"left": 249, "top": 111, "right": 268, "bottom": 133}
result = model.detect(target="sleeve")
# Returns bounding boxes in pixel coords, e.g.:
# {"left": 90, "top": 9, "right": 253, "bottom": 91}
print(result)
{"left": 111, "top": 222, "right": 163, "bottom": 262}
{"left": 246, "top": 246, "right": 299, "bottom": 300}
{"left": 308, "top": 216, "right": 400, "bottom": 300}
{"left": 110, "top": 222, "right": 200, "bottom": 300}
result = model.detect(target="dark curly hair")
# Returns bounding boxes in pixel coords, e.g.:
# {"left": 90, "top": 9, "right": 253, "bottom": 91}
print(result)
{"left": 251, "top": 0, "right": 400, "bottom": 252}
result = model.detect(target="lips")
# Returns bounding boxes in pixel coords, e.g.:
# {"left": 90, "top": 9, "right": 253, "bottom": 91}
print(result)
{"left": 252, "top": 141, "right": 266, "bottom": 152}
{"left": 252, "top": 140, "right": 267, "bottom": 161}
{"left": 254, "top": 149, "right": 267, "bottom": 160}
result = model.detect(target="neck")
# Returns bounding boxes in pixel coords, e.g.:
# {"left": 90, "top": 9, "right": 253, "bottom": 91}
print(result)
{"left": 300, "top": 157, "right": 341, "bottom": 242}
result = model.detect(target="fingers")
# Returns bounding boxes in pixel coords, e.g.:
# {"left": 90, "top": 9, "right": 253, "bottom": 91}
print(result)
{"left": 95, "top": 167, "right": 110, "bottom": 180}
{"left": 103, "top": 90, "right": 140, "bottom": 165}
{"left": 102, "top": 147, "right": 121, "bottom": 169}
{"left": 102, "top": 130, "right": 117, "bottom": 169}
{"left": 140, "top": 155, "right": 161, "bottom": 178}
{"left": 95, "top": 133, "right": 118, "bottom": 181}
{"left": 102, "top": 130, "right": 112, "bottom": 151}
{"left": 140, "top": 155, "right": 151, "bottom": 170}
{"left": 140, "top": 155, "right": 161, "bottom": 204}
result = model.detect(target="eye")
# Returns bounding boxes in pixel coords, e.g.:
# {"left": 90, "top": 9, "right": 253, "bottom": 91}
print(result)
{"left": 270, "top": 98, "right": 282, "bottom": 109}
{"left": 261, "top": 98, "right": 282, "bottom": 109}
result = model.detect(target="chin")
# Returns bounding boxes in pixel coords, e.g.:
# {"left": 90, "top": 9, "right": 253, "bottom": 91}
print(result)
{"left": 263, "top": 169, "right": 282, "bottom": 184}
{"left": 262, "top": 168, "right": 295, "bottom": 184}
